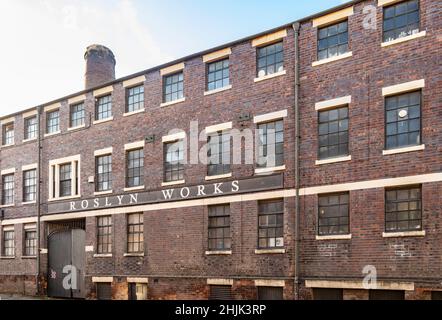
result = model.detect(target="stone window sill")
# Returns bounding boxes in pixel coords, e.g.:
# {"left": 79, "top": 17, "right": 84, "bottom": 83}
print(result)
{"left": 312, "top": 51, "right": 353, "bottom": 67}
{"left": 123, "top": 109, "right": 145, "bottom": 117}
{"left": 316, "top": 155, "right": 352, "bottom": 166}
{"left": 316, "top": 234, "right": 352, "bottom": 241}
{"left": 162, "top": 180, "right": 185, "bottom": 187}
{"left": 160, "top": 98, "right": 186, "bottom": 108}
{"left": 48, "top": 195, "right": 81, "bottom": 202}
{"left": 93, "top": 117, "right": 114, "bottom": 125}
{"left": 1, "top": 143, "right": 15, "bottom": 148}
{"left": 124, "top": 253, "right": 145, "bottom": 257}
{"left": 205, "top": 250, "right": 232, "bottom": 256}
{"left": 381, "top": 31, "right": 426, "bottom": 48}
{"left": 204, "top": 85, "right": 232, "bottom": 96}
{"left": 255, "top": 165, "right": 286, "bottom": 175}
{"left": 205, "top": 173, "right": 232, "bottom": 181}
{"left": 383, "top": 230, "right": 426, "bottom": 238}
{"left": 93, "top": 254, "right": 113, "bottom": 258}
{"left": 0, "top": 204, "right": 15, "bottom": 208}
{"left": 383, "top": 145, "right": 425, "bottom": 155}
{"left": 21, "top": 256, "right": 37, "bottom": 259}
{"left": 254, "top": 70, "right": 286, "bottom": 83}
{"left": 22, "top": 201, "right": 37, "bottom": 206}
{"left": 44, "top": 131, "right": 61, "bottom": 138}
{"left": 68, "top": 124, "right": 86, "bottom": 132}
{"left": 23, "top": 138, "right": 37, "bottom": 144}
{"left": 123, "top": 186, "right": 145, "bottom": 192}
{"left": 0, "top": 256, "right": 15, "bottom": 260}
{"left": 255, "top": 248, "right": 286, "bottom": 255}
{"left": 94, "top": 190, "right": 113, "bottom": 196}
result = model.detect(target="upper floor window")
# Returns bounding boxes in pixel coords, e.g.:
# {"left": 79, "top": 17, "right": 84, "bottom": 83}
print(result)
{"left": 163, "top": 72, "right": 184, "bottom": 103}
{"left": 46, "top": 110, "right": 60, "bottom": 134}
{"left": 319, "top": 106, "right": 349, "bottom": 159}
{"left": 385, "top": 91, "right": 421, "bottom": 150}
{"left": 208, "top": 205, "right": 231, "bottom": 251}
{"left": 49, "top": 156, "right": 80, "bottom": 200}
{"left": 24, "top": 229, "right": 37, "bottom": 257}
{"left": 2, "top": 230, "right": 15, "bottom": 257}
{"left": 257, "top": 120, "right": 284, "bottom": 168}
{"left": 164, "top": 140, "right": 185, "bottom": 182}
{"left": 257, "top": 42, "right": 284, "bottom": 78}
{"left": 126, "top": 85, "right": 144, "bottom": 113}
{"left": 2, "top": 122, "right": 14, "bottom": 146}
{"left": 127, "top": 213, "right": 144, "bottom": 254}
{"left": 386, "top": 186, "right": 422, "bottom": 232}
{"left": 207, "top": 131, "right": 231, "bottom": 177}
{"left": 70, "top": 103, "right": 85, "bottom": 128}
{"left": 23, "top": 169, "right": 37, "bottom": 203}
{"left": 96, "top": 154, "right": 112, "bottom": 192}
{"left": 318, "top": 20, "right": 348, "bottom": 61}
{"left": 2, "top": 174, "right": 14, "bottom": 205}
{"left": 318, "top": 193, "right": 350, "bottom": 236}
{"left": 24, "top": 116, "right": 37, "bottom": 140}
{"left": 97, "top": 216, "right": 112, "bottom": 254}
{"left": 383, "top": 0, "right": 420, "bottom": 43}
{"left": 126, "top": 148, "right": 144, "bottom": 188}
{"left": 207, "top": 59, "right": 230, "bottom": 91}
{"left": 95, "top": 95, "right": 112, "bottom": 121}
{"left": 258, "top": 199, "right": 284, "bottom": 249}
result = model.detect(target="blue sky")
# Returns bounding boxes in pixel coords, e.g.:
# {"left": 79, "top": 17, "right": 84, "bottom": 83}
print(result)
{"left": 0, "top": 0, "right": 348, "bottom": 116}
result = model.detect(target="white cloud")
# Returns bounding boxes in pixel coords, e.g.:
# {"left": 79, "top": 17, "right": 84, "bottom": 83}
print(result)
{"left": 0, "top": 0, "right": 170, "bottom": 116}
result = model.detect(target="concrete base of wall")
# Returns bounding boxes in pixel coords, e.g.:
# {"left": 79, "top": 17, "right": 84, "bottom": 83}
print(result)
{"left": 0, "top": 275, "right": 38, "bottom": 296}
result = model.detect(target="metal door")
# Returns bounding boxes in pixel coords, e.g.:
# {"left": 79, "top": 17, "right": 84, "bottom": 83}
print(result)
{"left": 47, "top": 229, "right": 85, "bottom": 299}
{"left": 257, "top": 287, "right": 284, "bottom": 300}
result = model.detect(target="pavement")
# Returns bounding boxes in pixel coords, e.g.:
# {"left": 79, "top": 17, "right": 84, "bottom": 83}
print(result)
{"left": 0, "top": 294, "right": 52, "bottom": 300}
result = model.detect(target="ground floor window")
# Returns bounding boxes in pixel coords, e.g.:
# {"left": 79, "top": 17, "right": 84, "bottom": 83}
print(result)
{"left": 257, "top": 287, "right": 283, "bottom": 300}
{"left": 96, "top": 283, "right": 112, "bottom": 300}
{"left": 369, "top": 290, "right": 404, "bottom": 300}
{"left": 128, "top": 283, "right": 148, "bottom": 300}
{"left": 312, "top": 288, "right": 343, "bottom": 300}
{"left": 209, "top": 285, "right": 233, "bottom": 300}
{"left": 2, "top": 230, "right": 15, "bottom": 257}
{"left": 24, "top": 229, "right": 37, "bottom": 256}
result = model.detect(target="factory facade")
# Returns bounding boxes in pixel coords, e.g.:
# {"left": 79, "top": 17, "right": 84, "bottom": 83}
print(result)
{"left": 0, "top": 0, "right": 441, "bottom": 300}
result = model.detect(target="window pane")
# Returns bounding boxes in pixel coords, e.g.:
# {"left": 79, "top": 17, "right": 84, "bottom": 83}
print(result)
{"left": 317, "top": 21, "right": 349, "bottom": 60}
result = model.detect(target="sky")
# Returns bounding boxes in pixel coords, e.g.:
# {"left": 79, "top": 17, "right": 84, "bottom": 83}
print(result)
{"left": 0, "top": 0, "right": 348, "bottom": 117}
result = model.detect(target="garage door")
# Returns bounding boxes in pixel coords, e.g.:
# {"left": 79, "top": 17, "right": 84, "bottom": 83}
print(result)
{"left": 209, "top": 285, "right": 233, "bottom": 300}
{"left": 258, "top": 287, "right": 284, "bottom": 300}
{"left": 312, "top": 288, "right": 343, "bottom": 300}
{"left": 369, "top": 290, "right": 405, "bottom": 300}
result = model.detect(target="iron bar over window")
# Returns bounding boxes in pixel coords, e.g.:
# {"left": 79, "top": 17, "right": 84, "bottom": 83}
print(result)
{"left": 127, "top": 213, "right": 144, "bottom": 253}
{"left": 257, "top": 120, "right": 284, "bottom": 168}
{"left": 385, "top": 186, "right": 422, "bottom": 232}
{"left": 163, "top": 72, "right": 184, "bottom": 103}
{"left": 207, "top": 131, "right": 231, "bottom": 176}
{"left": 95, "top": 95, "right": 112, "bottom": 121}
{"left": 258, "top": 199, "right": 284, "bottom": 249}
{"left": 383, "top": 0, "right": 420, "bottom": 42}
{"left": 96, "top": 155, "right": 112, "bottom": 192}
{"left": 126, "top": 85, "right": 144, "bottom": 113}
{"left": 126, "top": 149, "right": 144, "bottom": 188}
{"left": 385, "top": 91, "right": 421, "bottom": 150}
{"left": 2, "top": 123, "right": 14, "bottom": 145}
{"left": 70, "top": 103, "right": 85, "bottom": 128}
{"left": 46, "top": 110, "right": 60, "bottom": 134}
{"left": 318, "top": 21, "right": 349, "bottom": 60}
{"left": 24, "top": 116, "right": 37, "bottom": 140}
{"left": 24, "top": 229, "right": 37, "bottom": 256}
{"left": 318, "top": 193, "right": 350, "bottom": 236}
{"left": 2, "top": 174, "right": 14, "bottom": 205}
{"left": 3, "top": 230, "right": 15, "bottom": 257}
{"left": 318, "top": 106, "right": 349, "bottom": 159}
{"left": 23, "top": 169, "right": 37, "bottom": 203}
{"left": 208, "top": 205, "right": 231, "bottom": 251}
{"left": 257, "top": 42, "right": 284, "bottom": 77}
{"left": 207, "top": 59, "right": 230, "bottom": 91}
{"left": 164, "top": 140, "right": 185, "bottom": 182}
{"left": 97, "top": 216, "right": 112, "bottom": 254}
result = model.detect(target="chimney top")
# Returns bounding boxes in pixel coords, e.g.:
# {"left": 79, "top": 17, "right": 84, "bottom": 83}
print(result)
{"left": 84, "top": 44, "right": 116, "bottom": 90}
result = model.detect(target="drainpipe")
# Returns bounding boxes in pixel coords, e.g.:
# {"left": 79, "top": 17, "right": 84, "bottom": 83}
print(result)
{"left": 36, "top": 106, "right": 42, "bottom": 295}
{"left": 292, "top": 22, "right": 301, "bottom": 300}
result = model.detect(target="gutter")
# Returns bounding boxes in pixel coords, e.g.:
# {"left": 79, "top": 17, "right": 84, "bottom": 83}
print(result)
{"left": 292, "top": 22, "right": 301, "bottom": 300}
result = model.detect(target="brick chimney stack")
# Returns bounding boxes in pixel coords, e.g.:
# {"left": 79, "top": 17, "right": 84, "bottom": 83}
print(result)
{"left": 84, "top": 44, "right": 116, "bottom": 90}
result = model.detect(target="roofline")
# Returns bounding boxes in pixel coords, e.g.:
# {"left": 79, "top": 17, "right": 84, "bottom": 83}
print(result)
{"left": 1, "top": 0, "right": 363, "bottom": 120}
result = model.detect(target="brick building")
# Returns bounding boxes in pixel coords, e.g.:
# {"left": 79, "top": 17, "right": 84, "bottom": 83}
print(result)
{"left": 0, "top": 0, "right": 441, "bottom": 300}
